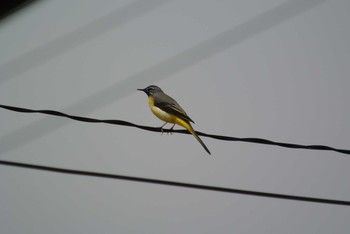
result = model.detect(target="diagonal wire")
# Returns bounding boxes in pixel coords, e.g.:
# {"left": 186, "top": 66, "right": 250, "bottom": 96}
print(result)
{"left": 0, "top": 0, "right": 39, "bottom": 21}
{"left": 1, "top": 104, "right": 349, "bottom": 155}
{"left": 0, "top": 159, "right": 349, "bottom": 206}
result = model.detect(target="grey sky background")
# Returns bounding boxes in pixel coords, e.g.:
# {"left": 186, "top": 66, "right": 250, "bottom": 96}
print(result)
{"left": 0, "top": 0, "right": 349, "bottom": 233}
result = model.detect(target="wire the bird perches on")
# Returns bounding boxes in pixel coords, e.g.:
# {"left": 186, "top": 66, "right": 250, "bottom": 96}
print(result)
{"left": 0, "top": 104, "right": 349, "bottom": 155}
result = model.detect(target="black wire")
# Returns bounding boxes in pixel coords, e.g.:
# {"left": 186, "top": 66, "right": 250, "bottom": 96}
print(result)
{"left": 0, "top": 0, "right": 37, "bottom": 21}
{"left": 1, "top": 104, "right": 349, "bottom": 155}
{"left": 0, "top": 159, "right": 349, "bottom": 206}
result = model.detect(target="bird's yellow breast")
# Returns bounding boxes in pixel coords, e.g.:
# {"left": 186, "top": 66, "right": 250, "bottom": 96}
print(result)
{"left": 148, "top": 96, "right": 177, "bottom": 123}
{"left": 148, "top": 96, "right": 191, "bottom": 130}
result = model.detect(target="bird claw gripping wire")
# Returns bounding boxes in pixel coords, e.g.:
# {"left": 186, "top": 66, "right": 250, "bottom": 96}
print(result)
{"left": 160, "top": 123, "right": 175, "bottom": 135}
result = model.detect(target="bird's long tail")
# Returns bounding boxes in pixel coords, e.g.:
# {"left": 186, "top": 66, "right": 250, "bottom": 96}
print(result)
{"left": 188, "top": 127, "right": 211, "bottom": 155}
{"left": 174, "top": 118, "right": 211, "bottom": 155}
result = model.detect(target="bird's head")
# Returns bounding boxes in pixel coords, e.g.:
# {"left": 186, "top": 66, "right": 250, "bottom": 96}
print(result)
{"left": 137, "top": 85, "right": 163, "bottom": 96}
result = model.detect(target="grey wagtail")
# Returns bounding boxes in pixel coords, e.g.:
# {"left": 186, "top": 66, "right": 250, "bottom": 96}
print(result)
{"left": 138, "top": 85, "right": 211, "bottom": 155}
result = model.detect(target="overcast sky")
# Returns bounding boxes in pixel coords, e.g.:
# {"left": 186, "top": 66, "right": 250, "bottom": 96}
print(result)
{"left": 1, "top": 0, "right": 350, "bottom": 233}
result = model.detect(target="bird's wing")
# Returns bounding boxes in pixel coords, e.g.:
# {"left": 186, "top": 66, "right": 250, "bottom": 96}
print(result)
{"left": 154, "top": 93, "right": 195, "bottom": 123}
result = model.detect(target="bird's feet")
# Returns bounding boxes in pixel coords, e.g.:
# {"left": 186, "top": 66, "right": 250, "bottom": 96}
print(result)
{"left": 160, "top": 122, "right": 167, "bottom": 135}
{"left": 160, "top": 123, "right": 175, "bottom": 135}
{"left": 168, "top": 124, "right": 175, "bottom": 135}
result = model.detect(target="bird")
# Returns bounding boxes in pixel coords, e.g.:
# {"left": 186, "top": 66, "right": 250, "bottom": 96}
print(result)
{"left": 137, "top": 85, "right": 211, "bottom": 155}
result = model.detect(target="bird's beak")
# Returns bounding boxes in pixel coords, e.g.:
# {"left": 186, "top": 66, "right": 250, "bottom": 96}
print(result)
{"left": 137, "top": 88, "right": 145, "bottom": 92}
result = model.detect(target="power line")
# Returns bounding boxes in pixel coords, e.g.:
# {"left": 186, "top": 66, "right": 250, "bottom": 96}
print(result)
{"left": 1, "top": 104, "right": 349, "bottom": 155}
{"left": 0, "top": 159, "right": 349, "bottom": 206}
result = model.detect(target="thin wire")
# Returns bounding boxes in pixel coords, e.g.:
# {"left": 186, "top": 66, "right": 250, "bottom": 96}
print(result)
{"left": 0, "top": 0, "right": 38, "bottom": 21}
{"left": 0, "top": 159, "right": 349, "bottom": 206}
{"left": 1, "top": 104, "right": 349, "bottom": 155}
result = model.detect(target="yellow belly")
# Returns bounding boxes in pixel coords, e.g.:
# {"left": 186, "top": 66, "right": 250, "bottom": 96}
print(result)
{"left": 148, "top": 96, "right": 192, "bottom": 129}
{"left": 150, "top": 105, "right": 176, "bottom": 123}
